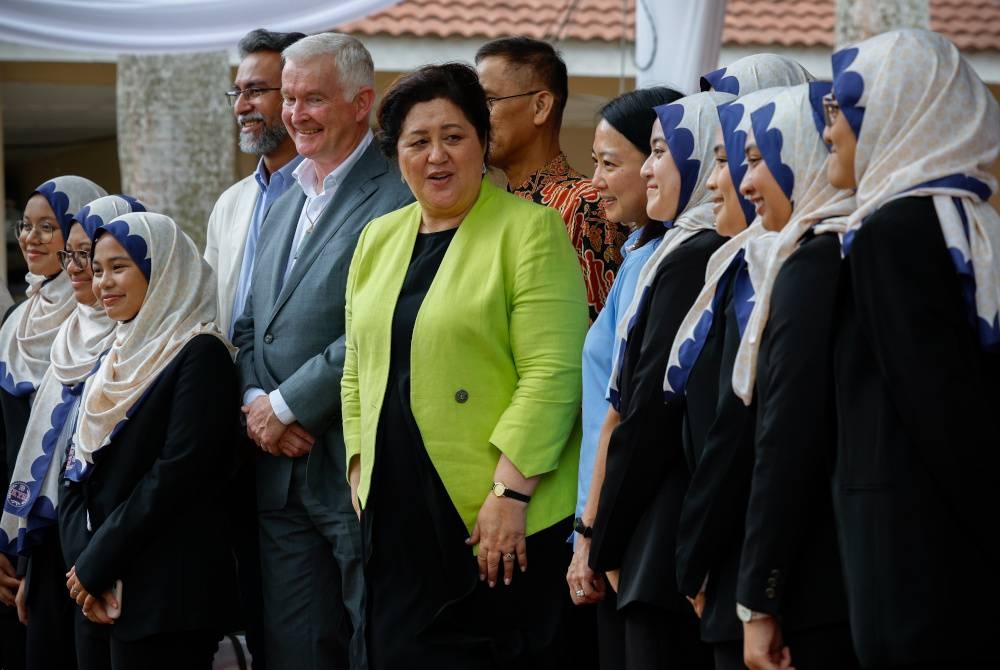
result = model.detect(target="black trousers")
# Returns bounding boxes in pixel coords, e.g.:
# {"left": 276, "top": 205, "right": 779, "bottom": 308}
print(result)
{"left": 108, "top": 631, "right": 219, "bottom": 670}
{"left": 784, "top": 622, "right": 859, "bottom": 670}
{"left": 0, "top": 603, "right": 25, "bottom": 670}
{"left": 622, "top": 602, "right": 712, "bottom": 670}
{"left": 24, "top": 530, "right": 76, "bottom": 670}
{"left": 593, "top": 577, "right": 625, "bottom": 670}
{"left": 73, "top": 610, "right": 109, "bottom": 670}
{"left": 713, "top": 639, "right": 744, "bottom": 670}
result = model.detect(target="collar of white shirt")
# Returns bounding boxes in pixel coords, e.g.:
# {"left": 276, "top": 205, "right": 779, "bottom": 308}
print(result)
{"left": 291, "top": 130, "right": 375, "bottom": 199}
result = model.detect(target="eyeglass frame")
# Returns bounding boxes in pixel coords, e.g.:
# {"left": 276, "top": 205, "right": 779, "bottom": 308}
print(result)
{"left": 224, "top": 86, "right": 282, "bottom": 105}
{"left": 13, "top": 219, "right": 58, "bottom": 244}
{"left": 485, "top": 89, "right": 544, "bottom": 112}
{"left": 822, "top": 93, "right": 841, "bottom": 128}
{"left": 57, "top": 249, "right": 91, "bottom": 271}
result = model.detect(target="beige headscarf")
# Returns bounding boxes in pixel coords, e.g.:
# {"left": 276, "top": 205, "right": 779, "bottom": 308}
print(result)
{"left": 834, "top": 29, "right": 1000, "bottom": 350}
{"left": 67, "top": 212, "right": 231, "bottom": 475}
{"left": 730, "top": 83, "right": 856, "bottom": 405}
{"left": 1, "top": 196, "right": 143, "bottom": 553}
{"left": 607, "top": 91, "right": 734, "bottom": 407}
{"left": 0, "top": 176, "right": 107, "bottom": 397}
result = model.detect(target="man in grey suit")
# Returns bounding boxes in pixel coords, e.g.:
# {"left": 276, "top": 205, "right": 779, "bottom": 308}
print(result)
{"left": 232, "top": 32, "right": 413, "bottom": 670}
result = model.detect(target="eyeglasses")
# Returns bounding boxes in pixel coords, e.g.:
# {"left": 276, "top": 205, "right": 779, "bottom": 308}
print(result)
{"left": 13, "top": 219, "right": 57, "bottom": 243}
{"left": 224, "top": 86, "right": 281, "bottom": 105}
{"left": 822, "top": 93, "right": 841, "bottom": 128}
{"left": 485, "top": 90, "right": 543, "bottom": 111}
{"left": 57, "top": 249, "right": 90, "bottom": 271}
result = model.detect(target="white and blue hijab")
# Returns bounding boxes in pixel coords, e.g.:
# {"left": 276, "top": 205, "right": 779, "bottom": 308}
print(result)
{"left": 702, "top": 53, "right": 814, "bottom": 97}
{"left": 1, "top": 196, "right": 144, "bottom": 554}
{"left": 663, "top": 88, "right": 792, "bottom": 400}
{"left": 834, "top": 28, "right": 1000, "bottom": 350}
{"left": 65, "top": 212, "right": 231, "bottom": 480}
{"left": 731, "top": 83, "right": 857, "bottom": 404}
{"left": 608, "top": 91, "right": 734, "bottom": 408}
{"left": 0, "top": 177, "right": 106, "bottom": 399}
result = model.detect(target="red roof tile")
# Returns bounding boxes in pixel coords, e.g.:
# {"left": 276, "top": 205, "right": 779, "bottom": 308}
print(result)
{"left": 340, "top": 0, "right": 635, "bottom": 43}
{"left": 338, "top": 0, "right": 1000, "bottom": 52}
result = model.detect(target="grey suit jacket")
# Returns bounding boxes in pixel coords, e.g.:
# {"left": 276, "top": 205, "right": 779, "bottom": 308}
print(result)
{"left": 233, "top": 141, "right": 414, "bottom": 513}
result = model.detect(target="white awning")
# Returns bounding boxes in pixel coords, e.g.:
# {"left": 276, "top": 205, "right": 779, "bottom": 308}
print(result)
{"left": 0, "top": 0, "right": 402, "bottom": 54}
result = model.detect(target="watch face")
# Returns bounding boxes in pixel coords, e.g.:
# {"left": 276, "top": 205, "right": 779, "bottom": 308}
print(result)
{"left": 492, "top": 482, "right": 506, "bottom": 497}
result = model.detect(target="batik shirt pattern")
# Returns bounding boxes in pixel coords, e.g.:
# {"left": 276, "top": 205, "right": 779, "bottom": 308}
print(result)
{"left": 509, "top": 153, "right": 627, "bottom": 322}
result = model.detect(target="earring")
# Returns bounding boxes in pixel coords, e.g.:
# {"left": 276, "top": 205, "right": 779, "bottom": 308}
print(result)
{"left": 482, "top": 163, "right": 488, "bottom": 176}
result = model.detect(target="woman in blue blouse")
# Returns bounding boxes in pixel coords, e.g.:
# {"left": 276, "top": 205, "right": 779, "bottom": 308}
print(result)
{"left": 566, "top": 86, "right": 682, "bottom": 662}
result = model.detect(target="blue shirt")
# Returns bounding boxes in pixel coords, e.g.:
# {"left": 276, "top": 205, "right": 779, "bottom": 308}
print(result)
{"left": 229, "top": 154, "right": 304, "bottom": 336}
{"left": 577, "top": 228, "right": 662, "bottom": 518}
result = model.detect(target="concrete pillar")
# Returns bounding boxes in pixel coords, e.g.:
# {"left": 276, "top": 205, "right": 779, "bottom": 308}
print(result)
{"left": 836, "top": 0, "right": 929, "bottom": 48}
{"left": 116, "top": 51, "right": 234, "bottom": 249}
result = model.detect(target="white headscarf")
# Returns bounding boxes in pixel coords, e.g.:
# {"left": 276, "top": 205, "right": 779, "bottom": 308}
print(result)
{"left": 663, "top": 87, "right": 793, "bottom": 399}
{"left": 607, "top": 91, "right": 733, "bottom": 407}
{"left": 0, "top": 176, "right": 107, "bottom": 397}
{"left": 1, "top": 196, "right": 145, "bottom": 554}
{"left": 834, "top": 28, "right": 1000, "bottom": 350}
{"left": 65, "top": 212, "right": 231, "bottom": 479}
{"left": 701, "top": 53, "right": 815, "bottom": 96}
{"left": 730, "top": 83, "right": 857, "bottom": 405}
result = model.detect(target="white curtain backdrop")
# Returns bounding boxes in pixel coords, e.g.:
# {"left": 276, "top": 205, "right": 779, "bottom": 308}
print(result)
{"left": 0, "top": 0, "right": 402, "bottom": 53}
{"left": 635, "top": 0, "right": 728, "bottom": 94}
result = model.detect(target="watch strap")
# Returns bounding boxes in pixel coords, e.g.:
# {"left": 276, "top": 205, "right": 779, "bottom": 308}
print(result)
{"left": 491, "top": 481, "right": 531, "bottom": 503}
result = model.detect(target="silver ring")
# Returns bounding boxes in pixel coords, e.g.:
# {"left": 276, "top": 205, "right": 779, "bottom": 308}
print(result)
{"left": 502, "top": 552, "right": 515, "bottom": 561}
{"left": 575, "top": 589, "right": 585, "bottom": 597}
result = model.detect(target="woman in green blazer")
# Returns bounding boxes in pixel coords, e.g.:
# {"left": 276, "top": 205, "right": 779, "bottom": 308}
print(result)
{"left": 341, "top": 63, "right": 587, "bottom": 668}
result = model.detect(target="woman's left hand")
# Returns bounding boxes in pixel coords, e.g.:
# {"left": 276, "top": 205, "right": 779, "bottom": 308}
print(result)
{"left": 466, "top": 495, "right": 528, "bottom": 587}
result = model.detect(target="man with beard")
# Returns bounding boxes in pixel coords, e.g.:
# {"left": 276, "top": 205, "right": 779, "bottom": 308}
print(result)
{"left": 203, "top": 28, "right": 304, "bottom": 670}
{"left": 205, "top": 28, "right": 305, "bottom": 338}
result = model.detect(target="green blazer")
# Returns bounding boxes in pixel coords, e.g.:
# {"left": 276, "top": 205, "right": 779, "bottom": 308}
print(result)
{"left": 342, "top": 179, "right": 587, "bottom": 536}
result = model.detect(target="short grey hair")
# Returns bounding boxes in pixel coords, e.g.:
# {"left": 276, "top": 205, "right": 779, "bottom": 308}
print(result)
{"left": 282, "top": 32, "right": 375, "bottom": 100}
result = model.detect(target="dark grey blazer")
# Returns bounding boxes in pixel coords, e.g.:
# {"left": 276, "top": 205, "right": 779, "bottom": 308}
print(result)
{"left": 233, "top": 140, "right": 414, "bottom": 513}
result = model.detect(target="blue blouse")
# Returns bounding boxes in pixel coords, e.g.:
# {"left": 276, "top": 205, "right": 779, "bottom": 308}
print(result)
{"left": 577, "top": 228, "right": 662, "bottom": 518}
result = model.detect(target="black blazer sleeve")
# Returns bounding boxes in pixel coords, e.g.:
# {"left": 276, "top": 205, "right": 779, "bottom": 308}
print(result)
{"left": 73, "top": 336, "right": 238, "bottom": 595}
{"left": 847, "top": 198, "right": 998, "bottom": 559}
{"left": 675, "top": 294, "right": 756, "bottom": 598}
{"left": 591, "top": 231, "right": 724, "bottom": 571}
{"left": 736, "top": 233, "right": 840, "bottom": 614}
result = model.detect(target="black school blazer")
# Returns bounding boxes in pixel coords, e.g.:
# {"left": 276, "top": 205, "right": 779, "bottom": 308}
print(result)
{"left": 59, "top": 334, "right": 240, "bottom": 642}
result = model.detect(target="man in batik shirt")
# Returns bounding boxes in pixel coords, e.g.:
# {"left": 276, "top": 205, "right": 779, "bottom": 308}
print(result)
{"left": 476, "top": 37, "right": 627, "bottom": 322}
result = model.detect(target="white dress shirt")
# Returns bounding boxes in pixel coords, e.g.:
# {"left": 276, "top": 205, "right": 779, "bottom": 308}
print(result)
{"left": 244, "top": 131, "right": 374, "bottom": 426}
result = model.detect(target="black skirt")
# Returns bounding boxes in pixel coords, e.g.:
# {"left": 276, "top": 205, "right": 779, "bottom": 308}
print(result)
{"left": 363, "top": 228, "right": 571, "bottom": 670}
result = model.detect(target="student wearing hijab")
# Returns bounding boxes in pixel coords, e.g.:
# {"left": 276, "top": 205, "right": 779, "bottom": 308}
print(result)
{"left": 666, "top": 86, "right": 786, "bottom": 670}
{"left": 59, "top": 213, "right": 239, "bottom": 670}
{"left": 1, "top": 196, "right": 144, "bottom": 670}
{"left": 725, "top": 82, "right": 859, "bottom": 670}
{"left": 826, "top": 29, "right": 1000, "bottom": 668}
{"left": 567, "top": 85, "right": 682, "bottom": 666}
{"left": 701, "top": 53, "right": 814, "bottom": 96}
{"left": 0, "top": 176, "right": 106, "bottom": 668}
{"left": 585, "top": 92, "right": 732, "bottom": 669}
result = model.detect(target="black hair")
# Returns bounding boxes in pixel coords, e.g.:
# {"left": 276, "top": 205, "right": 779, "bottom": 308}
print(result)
{"left": 599, "top": 86, "right": 684, "bottom": 154}
{"left": 376, "top": 62, "right": 491, "bottom": 160}
{"left": 237, "top": 29, "right": 306, "bottom": 58}
{"left": 598, "top": 87, "right": 685, "bottom": 248}
{"left": 475, "top": 36, "right": 569, "bottom": 126}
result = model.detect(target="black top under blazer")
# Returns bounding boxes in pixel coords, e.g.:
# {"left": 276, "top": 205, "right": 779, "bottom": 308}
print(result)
{"left": 60, "top": 335, "right": 240, "bottom": 642}
{"left": 736, "top": 231, "right": 848, "bottom": 632}
{"left": 833, "top": 197, "right": 1000, "bottom": 666}
{"left": 590, "top": 229, "right": 725, "bottom": 612}
{"left": 676, "top": 267, "right": 756, "bottom": 644}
